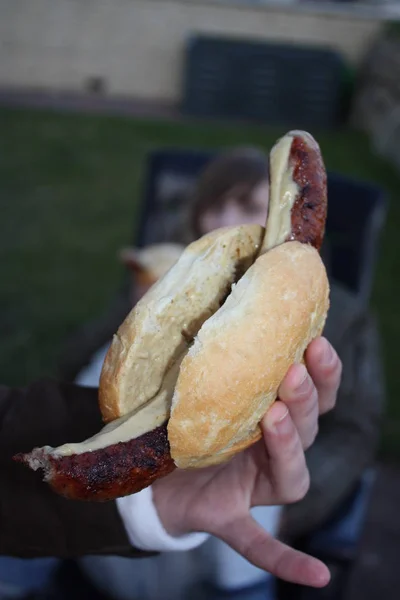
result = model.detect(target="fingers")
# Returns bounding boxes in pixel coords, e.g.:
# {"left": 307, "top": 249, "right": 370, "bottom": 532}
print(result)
{"left": 217, "top": 513, "right": 330, "bottom": 588}
{"left": 260, "top": 402, "right": 310, "bottom": 504}
{"left": 277, "top": 337, "right": 341, "bottom": 449}
{"left": 278, "top": 363, "right": 319, "bottom": 450}
{"left": 306, "top": 337, "right": 342, "bottom": 415}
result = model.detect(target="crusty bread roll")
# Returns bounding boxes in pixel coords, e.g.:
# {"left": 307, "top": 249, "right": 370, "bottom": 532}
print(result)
{"left": 167, "top": 241, "right": 329, "bottom": 468}
{"left": 100, "top": 225, "right": 264, "bottom": 422}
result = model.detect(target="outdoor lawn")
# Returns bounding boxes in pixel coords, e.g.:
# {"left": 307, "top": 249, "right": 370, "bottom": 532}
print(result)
{"left": 1, "top": 106, "right": 399, "bottom": 458}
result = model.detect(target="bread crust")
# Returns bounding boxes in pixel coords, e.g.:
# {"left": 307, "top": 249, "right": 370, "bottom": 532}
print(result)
{"left": 168, "top": 241, "right": 330, "bottom": 469}
{"left": 99, "top": 225, "right": 264, "bottom": 422}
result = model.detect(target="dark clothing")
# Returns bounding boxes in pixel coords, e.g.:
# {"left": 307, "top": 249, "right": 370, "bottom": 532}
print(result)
{"left": 283, "top": 283, "right": 385, "bottom": 538}
{"left": 0, "top": 380, "right": 151, "bottom": 559}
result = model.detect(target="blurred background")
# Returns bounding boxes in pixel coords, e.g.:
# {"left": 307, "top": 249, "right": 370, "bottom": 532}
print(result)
{"left": 1, "top": 1, "right": 400, "bottom": 600}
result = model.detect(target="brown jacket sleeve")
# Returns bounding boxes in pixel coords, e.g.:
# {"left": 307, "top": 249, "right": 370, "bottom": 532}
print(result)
{"left": 0, "top": 379, "right": 154, "bottom": 559}
{"left": 282, "top": 284, "right": 386, "bottom": 539}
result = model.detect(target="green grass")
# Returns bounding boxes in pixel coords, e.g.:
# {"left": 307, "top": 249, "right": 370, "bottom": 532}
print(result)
{"left": 1, "top": 106, "right": 399, "bottom": 458}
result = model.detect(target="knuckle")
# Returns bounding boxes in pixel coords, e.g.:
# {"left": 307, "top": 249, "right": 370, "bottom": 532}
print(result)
{"left": 277, "top": 461, "right": 310, "bottom": 504}
{"left": 325, "top": 353, "right": 342, "bottom": 385}
{"left": 241, "top": 528, "right": 268, "bottom": 562}
{"left": 325, "top": 393, "right": 337, "bottom": 412}
{"left": 299, "top": 386, "right": 319, "bottom": 419}
{"left": 280, "top": 424, "right": 300, "bottom": 456}
{"left": 296, "top": 372, "right": 314, "bottom": 396}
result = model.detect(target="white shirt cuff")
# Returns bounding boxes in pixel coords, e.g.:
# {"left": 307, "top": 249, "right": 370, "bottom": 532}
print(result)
{"left": 116, "top": 485, "right": 209, "bottom": 552}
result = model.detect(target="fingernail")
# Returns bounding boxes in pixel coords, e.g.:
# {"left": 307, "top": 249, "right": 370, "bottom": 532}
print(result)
{"left": 320, "top": 341, "right": 335, "bottom": 367}
{"left": 294, "top": 364, "right": 309, "bottom": 393}
{"left": 277, "top": 408, "right": 289, "bottom": 423}
{"left": 275, "top": 408, "right": 291, "bottom": 434}
{"left": 267, "top": 407, "right": 289, "bottom": 434}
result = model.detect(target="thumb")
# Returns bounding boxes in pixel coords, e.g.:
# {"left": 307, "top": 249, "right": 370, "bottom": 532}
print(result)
{"left": 215, "top": 514, "right": 330, "bottom": 588}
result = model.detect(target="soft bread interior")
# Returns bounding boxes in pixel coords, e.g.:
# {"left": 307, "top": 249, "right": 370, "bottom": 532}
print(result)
{"left": 168, "top": 241, "right": 330, "bottom": 469}
{"left": 99, "top": 225, "right": 264, "bottom": 422}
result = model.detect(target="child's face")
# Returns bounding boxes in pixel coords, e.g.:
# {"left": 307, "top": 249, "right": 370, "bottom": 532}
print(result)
{"left": 198, "top": 180, "right": 269, "bottom": 235}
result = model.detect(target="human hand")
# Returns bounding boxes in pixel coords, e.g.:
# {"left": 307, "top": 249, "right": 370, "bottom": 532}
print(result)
{"left": 152, "top": 336, "right": 342, "bottom": 588}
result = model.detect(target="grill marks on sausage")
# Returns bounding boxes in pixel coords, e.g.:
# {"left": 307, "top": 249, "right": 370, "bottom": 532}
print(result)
{"left": 14, "top": 424, "right": 174, "bottom": 502}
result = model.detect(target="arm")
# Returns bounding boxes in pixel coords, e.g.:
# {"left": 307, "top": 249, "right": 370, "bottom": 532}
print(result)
{"left": 282, "top": 288, "right": 385, "bottom": 538}
{"left": 0, "top": 379, "right": 147, "bottom": 558}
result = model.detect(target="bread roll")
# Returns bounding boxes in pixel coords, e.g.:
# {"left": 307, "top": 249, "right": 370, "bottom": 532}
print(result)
{"left": 168, "top": 241, "right": 329, "bottom": 469}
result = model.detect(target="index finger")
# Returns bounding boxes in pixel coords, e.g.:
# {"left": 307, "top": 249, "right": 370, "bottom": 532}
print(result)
{"left": 216, "top": 514, "right": 330, "bottom": 588}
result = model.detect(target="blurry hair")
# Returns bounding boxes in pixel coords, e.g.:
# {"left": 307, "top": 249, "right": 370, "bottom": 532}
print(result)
{"left": 191, "top": 147, "right": 269, "bottom": 238}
